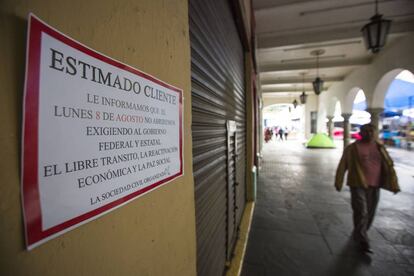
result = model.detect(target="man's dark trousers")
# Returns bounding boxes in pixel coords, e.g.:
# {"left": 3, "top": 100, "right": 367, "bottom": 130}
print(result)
{"left": 350, "top": 187, "right": 380, "bottom": 245}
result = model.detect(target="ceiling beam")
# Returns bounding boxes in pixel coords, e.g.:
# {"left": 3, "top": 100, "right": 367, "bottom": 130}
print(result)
{"left": 261, "top": 86, "right": 329, "bottom": 93}
{"left": 261, "top": 90, "right": 317, "bottom": 96}
{"left": 257, "top": 19, "right": 414, "bottom": 49}
{"left": 261, "top": 76, "right": 344, "bottom": 85}
{"left": 258, "top": 24, "right": 362, "bottom": 48}
{"left": 261, "top": 91, "right": 305, "bottom": 96}
{"left": 254, "top": 0, "right": 397, "bottom": 13}
{"left": 254, "top": 0, "right": 325, "bottom": 11}
{"left": 277, "top": 40, "right": 362, "bottom": 51}
{"left": 259, "top": 58, "right": 371, "bottom": 72}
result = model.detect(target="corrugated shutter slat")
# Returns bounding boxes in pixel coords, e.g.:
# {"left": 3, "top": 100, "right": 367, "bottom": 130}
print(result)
{"left": 190, "top": 0, "right": 246, "bottom": 275}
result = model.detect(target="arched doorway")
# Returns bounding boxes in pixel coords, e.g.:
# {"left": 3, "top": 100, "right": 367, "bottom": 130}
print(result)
{"left": 341, "top": 87, "right": 370, "bottom": 146}
{"left": 262, "top": 103, "right": 304, "bottom": 142}
{"left": 351, "top": 89, "right": 370, "bottom": 124}
{"left": 350, "top": 89, "right": 370, "bottom": 140}
{"left": 332, "top": 100, "right": 344, "bottom": 140}
{"left": 378, "top": 70, "right": 414, "bottom": 149}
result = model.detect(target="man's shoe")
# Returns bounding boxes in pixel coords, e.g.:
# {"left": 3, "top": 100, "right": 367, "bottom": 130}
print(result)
{"left": 360, "top": 242, "right": 373, "bottom": 254}
{"left": 362, "top": 246, "right": 374, "bottom": 254}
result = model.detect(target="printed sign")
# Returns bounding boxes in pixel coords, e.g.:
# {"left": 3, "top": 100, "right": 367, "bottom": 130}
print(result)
{"left": 22, "top": 15, "right": 183, "bottom": 249}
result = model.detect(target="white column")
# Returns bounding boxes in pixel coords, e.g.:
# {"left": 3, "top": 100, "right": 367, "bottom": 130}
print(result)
{"left": 342, "top": 113, "right": 352, "bottom": 148}
{"left": 366, "top": 108, "right": 384, "bottom": 131}
{"left": 327, "top": 115, "right": 334, "bottom": 138}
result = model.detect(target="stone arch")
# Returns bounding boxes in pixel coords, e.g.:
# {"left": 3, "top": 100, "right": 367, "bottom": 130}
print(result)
{"left": 372, "top": 69, "right": 406, "bottom": 108}
{"left": 326, "top": 96, "right": 339, "bottom": 117}
{"left": 350, "top": 89, "right": 371, "bottom": 125}
{"left": 333, "top": 100, "right": 343, "bottom": 119}
{"left": 262, "top": 102, "right": 292, "bottom": 111}
{"left": 262, "top": 99, "right": 294, "bottom": 109}
{"left": 262, "top": 103, "right": 295, "bottom": 128}
{"left": 343, "top": 87, "right": 362, "bottom": 114}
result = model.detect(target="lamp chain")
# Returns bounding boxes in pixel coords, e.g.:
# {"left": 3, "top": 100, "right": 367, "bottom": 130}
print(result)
{"left": 302, "top": 74, "right": 305, "bottom": 91}
{"left": 316, "top": 54, "right": 319, "bottom": 77}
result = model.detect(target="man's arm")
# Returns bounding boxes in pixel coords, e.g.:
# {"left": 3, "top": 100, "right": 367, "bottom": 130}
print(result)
{"left": 379, "top": 144, "right": 401, "bottom": 194}
{"left": 335, "top": 146, "right": 349, "bottom": 191}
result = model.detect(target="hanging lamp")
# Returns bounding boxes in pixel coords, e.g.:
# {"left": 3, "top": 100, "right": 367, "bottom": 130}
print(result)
{"left": 299, "top": 73, "right": 308, "bottom": 104}
{"left": 361, "top": 0, "right": 391, "bottom": 53}
{"left": 292, "top": 99, "right": 298, "bottom": 109}
{"left": 311, "top": 49, "right": 325, "bottom": 95}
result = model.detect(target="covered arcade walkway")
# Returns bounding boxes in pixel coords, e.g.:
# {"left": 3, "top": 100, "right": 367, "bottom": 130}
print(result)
{"left": 242, "top": 141, "right": 414, "bottom": 276}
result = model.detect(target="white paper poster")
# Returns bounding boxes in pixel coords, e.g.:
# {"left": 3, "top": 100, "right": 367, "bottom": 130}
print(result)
{"left": 22, "top": 15, "right": 183, "bottom": 249}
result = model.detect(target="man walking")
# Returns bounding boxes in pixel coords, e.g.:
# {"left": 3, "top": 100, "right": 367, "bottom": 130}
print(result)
{"left": 335, "top": 124, "right": 400, "bottom": 253}
{"left": 278, "top": 127, "right": 284, "bottom": 141}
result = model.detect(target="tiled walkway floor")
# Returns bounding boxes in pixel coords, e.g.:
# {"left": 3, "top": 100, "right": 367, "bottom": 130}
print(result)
{"left": 241, "top": 140, "right": 414, "bottom": 276}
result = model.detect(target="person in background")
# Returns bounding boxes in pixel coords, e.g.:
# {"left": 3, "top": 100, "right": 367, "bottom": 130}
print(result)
{"left": 273, "top": 126, "right": 279, "bottom": 141}
{"left": 335, "top": 123, "right": 400, "bottom": 253}
{"left": 264, "top": 127, "right": 272, "bottom": 143}
{"left": 278, "top": 127, "right": 284, "bottom": 141}
{"left": 284, "top": 127, "right": 289, "bottom": 141}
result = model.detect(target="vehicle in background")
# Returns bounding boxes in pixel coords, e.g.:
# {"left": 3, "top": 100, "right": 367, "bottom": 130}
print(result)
{"left": 333, "top": 127, "right": 343, "bottom": 138}
{"left": 350, "top": 127, "right": 361, "bottom": 140}
{"left": 351, "top": 132, "right": 361, "bottom": 140}
{"left": 332, "top": 127, "right": 362, "bottom": 140}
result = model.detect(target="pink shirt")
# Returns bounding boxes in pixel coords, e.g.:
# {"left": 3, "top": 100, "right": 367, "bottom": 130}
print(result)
{"left": 356, "top": 141, "right": 382, "bottom": 187}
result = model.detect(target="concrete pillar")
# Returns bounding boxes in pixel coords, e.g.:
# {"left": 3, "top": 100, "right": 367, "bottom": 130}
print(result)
{"left": 366, "top": 108, "right": 384, "bottom": 131}
{"left": 342, "top": 113, "right": 352, "bottom": 148}
{"left": 327, "top": 115, "right": 334, "bottom": 138}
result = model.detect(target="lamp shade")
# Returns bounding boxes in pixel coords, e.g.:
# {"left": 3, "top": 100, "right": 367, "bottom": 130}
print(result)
{"left": 361, "top": 14, "right": 391, "bottom": 53}
{"left": 312, "top": 77, "right": 324, "bottom": 95}
{"left": 299, "top": 92, "right": 307, "bottom": 104}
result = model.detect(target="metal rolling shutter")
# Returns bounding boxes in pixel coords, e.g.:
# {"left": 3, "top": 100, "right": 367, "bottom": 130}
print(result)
{"left": 190, "top": 0, "right": 246, "bottom": 275}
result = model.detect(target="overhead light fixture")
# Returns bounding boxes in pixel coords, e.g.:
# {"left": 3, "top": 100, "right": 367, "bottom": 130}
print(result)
{"left": 361, "top": 0, "right": 391, "bottom": 53}
{"left": 292, "top": 99, "right": 298, "bottom": 109}
{"left": 299, "top": 92, "right": 307, "bottom": 105}
{"left": 299, "top": 73, "right": 308, "bottom": 104}
{"left": 311, "top": 49, "right": 325, "bottom": 95}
